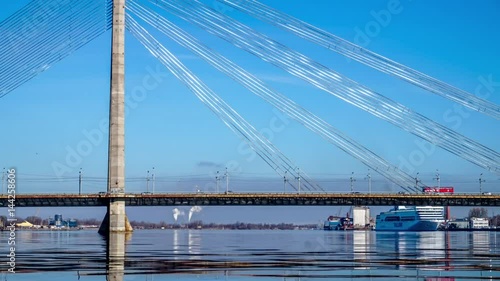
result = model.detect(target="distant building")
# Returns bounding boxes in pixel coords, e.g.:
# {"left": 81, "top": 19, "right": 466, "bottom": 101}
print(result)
{"left": 352, "top": 206, "right": 370, "bottom": 227}
{"left": 54, "top": 214, "right": 63, "bottom": 222}
{"left": 470, "top": 217, "right": 489, "bottom": 229}
{"left": 48, "top": 214, "right": 78, "bottom": 228}
{"left": 447, "top": 218, "right": 469, "bottom": 229}
{"left": 49, "top": 214, "right": 64, "bottom": 227}
{"left": 68, "top": 219, "right": 78, "bottom": 228}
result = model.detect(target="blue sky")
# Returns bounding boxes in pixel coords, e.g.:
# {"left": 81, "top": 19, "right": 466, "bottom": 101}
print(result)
{"left": 1, "top": 0, "right": 499, "bottom": 222}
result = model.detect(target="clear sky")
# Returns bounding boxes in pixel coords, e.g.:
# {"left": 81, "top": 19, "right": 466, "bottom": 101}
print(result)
{"left": 1, "top": 0, "right": 499, "bottom": 223}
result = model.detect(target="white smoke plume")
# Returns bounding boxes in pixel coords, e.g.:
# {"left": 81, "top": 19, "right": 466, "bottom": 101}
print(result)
{"left": 188, "top": 206, "right": 202, "bottom": 222}
{"left": 172, "top": 208, "right": 185, "bottom": 222}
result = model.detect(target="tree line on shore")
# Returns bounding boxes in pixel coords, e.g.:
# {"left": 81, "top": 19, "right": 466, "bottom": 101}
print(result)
{"left": 1, "top": 208, "right": 498, "bottom": 229}
{"left": 0, "top": 215, "right": 316, "bottom": 230}
{"left": 132, "top": 221, "right": 317, "bottom": 230}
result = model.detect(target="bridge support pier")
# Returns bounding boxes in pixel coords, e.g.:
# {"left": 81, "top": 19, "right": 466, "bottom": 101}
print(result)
{"left": 98, "top": 200, "right": 133, "bottom": 235}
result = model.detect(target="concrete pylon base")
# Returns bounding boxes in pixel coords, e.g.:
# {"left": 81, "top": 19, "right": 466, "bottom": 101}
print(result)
{"left": 98, "top": 200, "right": 133, "bottom": 236}
{"left": 98, "top": 212, "right": 133, "bottom": 236}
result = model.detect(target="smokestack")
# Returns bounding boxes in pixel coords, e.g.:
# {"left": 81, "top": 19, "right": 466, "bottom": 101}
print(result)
{"left": 188, "top": 206, "right": 202, "bottom": 222}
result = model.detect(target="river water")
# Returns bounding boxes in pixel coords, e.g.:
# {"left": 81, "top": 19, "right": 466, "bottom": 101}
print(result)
{"left": 1, "top": 229, "right": 499, "bottom": 280}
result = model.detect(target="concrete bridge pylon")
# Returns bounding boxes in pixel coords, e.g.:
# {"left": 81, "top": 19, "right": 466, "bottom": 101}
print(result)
{"left": 98, "top": 0, "right": 132, "bottom": 235}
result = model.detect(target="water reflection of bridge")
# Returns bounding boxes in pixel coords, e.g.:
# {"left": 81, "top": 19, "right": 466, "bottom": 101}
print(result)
{"left": 2, "top": 193, "right": 499, "bottom": 207}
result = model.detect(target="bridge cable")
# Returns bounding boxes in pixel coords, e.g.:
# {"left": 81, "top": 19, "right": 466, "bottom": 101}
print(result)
{"left": 126, "top": 15, "right": 312, "bottom": 192}
{"left": 126, "top": 15, "right": 324, "bottom": 193}
{"left": 148, "top": 0, "right": 500, "bottom": 175}
{"left": 127, "top": 0, "right": 419, "bottom": 193}
{"left": 0, "top": 0, "right": 112, "bottom": 98}
{"left": 215, "top": 0, "right": 500, "bottom": 120}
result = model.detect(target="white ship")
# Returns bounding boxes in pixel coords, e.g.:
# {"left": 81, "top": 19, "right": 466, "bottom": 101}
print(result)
{"left": 375, "top": 206, "right": 444, "bottom": 231}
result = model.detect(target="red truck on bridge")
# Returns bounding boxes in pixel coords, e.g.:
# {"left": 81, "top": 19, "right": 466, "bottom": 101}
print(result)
{"left": 422, "top": 186, "right": 454, "bottom": 193}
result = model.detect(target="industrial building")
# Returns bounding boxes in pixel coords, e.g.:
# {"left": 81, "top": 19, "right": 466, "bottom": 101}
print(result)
{"left": 447, "top": 217, "right": 490, "bottom": 230}
{"left": 48, "top": 214, "right": 78, "bottom": 228}
{"left": 470, "top": 217, "right": 489, "bottom": 229}
{"left": 352, "top": 206, "right": 371, "bottom": 227}
{"left": 447, "top": 218, "right": 469, "bottom": 229}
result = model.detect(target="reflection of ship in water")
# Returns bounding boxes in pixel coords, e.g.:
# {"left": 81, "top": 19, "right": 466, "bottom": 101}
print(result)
{"left": 372, "top": 231, "right": 496, "bottom": 275}
{"left": 376, "top": 231, "right": 447, "bottom": 270}
{"left": 375, "top": 206, "right": 445, "bottom": 231}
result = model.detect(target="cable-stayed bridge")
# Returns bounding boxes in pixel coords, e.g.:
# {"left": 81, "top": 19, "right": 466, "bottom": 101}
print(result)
{"left": 1, "top": 193, "right": 499, "bottom": 208}
{"left": 1, "top": 0, "right": 499, "bottom": 235}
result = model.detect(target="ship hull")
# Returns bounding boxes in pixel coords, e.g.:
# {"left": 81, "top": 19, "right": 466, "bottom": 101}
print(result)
{"left": 375, "top": 220, "right": 441, "bottom": 231}
{"left": 323, "top": 220, "right": 341, "bottom": 230}
{"left": 323, "top": 216, "right": 353, "bottom": 230}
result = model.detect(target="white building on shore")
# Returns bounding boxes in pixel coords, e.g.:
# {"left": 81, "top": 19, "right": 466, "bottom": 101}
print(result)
{"left": 470, "top": 217, "right": 489, "bottom": 229}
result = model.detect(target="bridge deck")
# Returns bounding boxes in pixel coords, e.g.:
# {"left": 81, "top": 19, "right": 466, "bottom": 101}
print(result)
{"left": 1, "top": 193, "right": 499, "bottom": 207}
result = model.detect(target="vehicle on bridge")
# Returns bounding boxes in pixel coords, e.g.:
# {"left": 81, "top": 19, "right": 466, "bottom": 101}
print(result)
{"left": 422, "top": 186, "right": 454, "bottom": 194}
